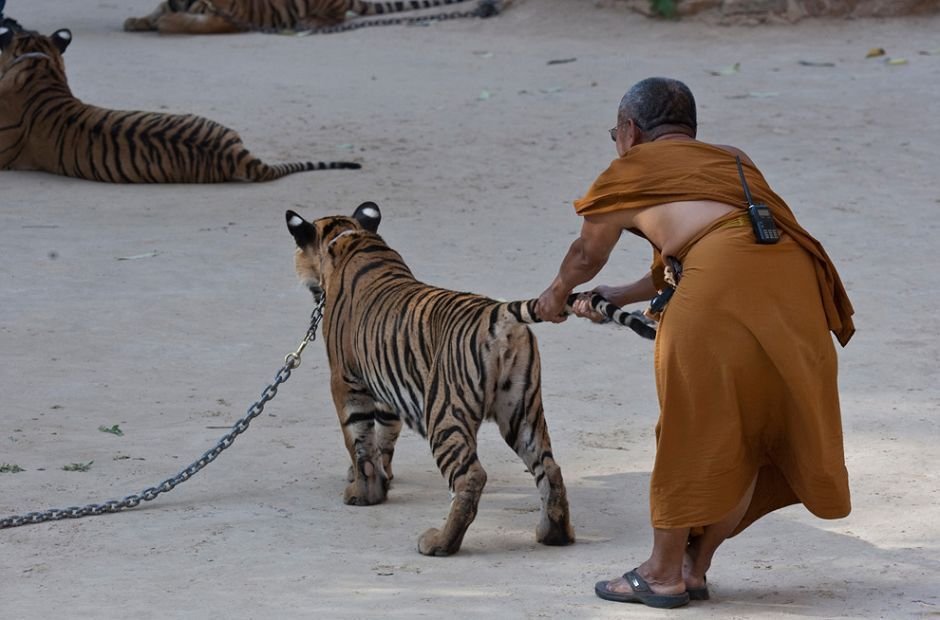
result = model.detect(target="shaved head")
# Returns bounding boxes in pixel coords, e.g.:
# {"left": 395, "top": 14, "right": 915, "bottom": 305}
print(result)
{"left": 618, "top": 77, "right": 697, "bottom": 141}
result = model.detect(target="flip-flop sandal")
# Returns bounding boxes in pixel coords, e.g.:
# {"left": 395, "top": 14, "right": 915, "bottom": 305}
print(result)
{"left": 594, "top": 569, "right": 690, "bottom": 609}
{"left": 688, "top": 575, "right": 709, "bottom": 601}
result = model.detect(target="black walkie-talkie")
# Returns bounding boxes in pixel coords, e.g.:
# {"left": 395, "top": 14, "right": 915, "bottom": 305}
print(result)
{"left": 736, "top": 156, "right": 780, "bottom": 244}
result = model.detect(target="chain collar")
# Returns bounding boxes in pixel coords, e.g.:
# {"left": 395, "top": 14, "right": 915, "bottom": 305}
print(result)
{"left": 285, "top": 297, "right": 324, "bottom": 369}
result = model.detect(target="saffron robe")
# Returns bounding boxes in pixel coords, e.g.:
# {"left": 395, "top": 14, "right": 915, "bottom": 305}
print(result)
{"left": 575, "top": 140, "right": 852, "bottom": 534}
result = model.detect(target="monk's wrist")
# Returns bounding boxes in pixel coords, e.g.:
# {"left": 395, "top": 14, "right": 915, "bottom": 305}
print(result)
{"left": 550, "top": 277, "right": 572, "bottom": 301}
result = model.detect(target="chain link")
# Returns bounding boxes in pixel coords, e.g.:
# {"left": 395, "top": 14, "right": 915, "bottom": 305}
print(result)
{"left": 0, "top": 301, "right": 324, "bottom": 530}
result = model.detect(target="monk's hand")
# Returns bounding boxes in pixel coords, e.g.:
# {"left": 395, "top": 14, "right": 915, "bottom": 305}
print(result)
{"left": 573, "top": 285, "right": 622, "bottom": 323}
{"left": 536, "top": 286, "right": 569, "bottom": 323}
{"left": 571, "top": 292, "right": 606, "bottom": 323}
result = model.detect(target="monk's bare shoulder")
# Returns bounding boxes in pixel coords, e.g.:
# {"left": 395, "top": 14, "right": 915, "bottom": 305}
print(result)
{"left": 710, "top": 143, "right": 755, "bottom": 166}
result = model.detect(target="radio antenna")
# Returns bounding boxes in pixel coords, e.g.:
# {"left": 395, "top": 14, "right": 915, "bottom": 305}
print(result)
{"left": 735, "top": 156, "right": 755, "bottom": 207}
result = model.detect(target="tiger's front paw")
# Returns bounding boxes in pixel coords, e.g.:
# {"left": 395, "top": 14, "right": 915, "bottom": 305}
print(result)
{"left": 343, "top": 469, "right": 389, "bottom": 506}
{"left": 536, "top": 515, "right": 575, "bottom": 546}
{"left": 417, "top": 527, "right": 457, "bottom": 556}
{"left": 536, "top": 487, "right": 575, "bottom": 546}
{"left": 123, "top": 17, "right": 156, "bottom": 31}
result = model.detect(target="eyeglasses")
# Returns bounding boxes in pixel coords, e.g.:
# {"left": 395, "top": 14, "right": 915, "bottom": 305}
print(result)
{"left": 609, "top": 120, "right": 632, "bottom": 142}
{"left": 609, "top": 119, "right": 649, "bottom": 142}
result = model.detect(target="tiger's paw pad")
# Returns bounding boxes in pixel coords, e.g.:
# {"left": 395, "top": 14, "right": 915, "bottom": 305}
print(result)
{"left": 417, "top": 528, "right": 457, "bottom": 556}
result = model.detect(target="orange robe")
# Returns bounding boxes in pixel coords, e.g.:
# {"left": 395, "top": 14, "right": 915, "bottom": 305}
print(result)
{"left": 575, "top": 140, "right": 852, "bottom": 534}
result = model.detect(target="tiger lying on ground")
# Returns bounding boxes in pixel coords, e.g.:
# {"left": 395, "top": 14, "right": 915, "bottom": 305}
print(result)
{"left": 0, "top": 27, "right": 360, "bottom": 182}
{"left": 286, "top": 202, "right": 575, "bottom": 556}
{"left": 124, "top": 0, "right": 492, "bottom": 34}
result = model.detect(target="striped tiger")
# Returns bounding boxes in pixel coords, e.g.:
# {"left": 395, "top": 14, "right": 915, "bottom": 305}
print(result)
{"left": 0, "top": 27, "right": 360, "bottom": 182}
{"left": 124, "top": 0, "right": 493, "bottom": 34}
{"left": 286, "top": 202, "right": 576, "bottom": 556}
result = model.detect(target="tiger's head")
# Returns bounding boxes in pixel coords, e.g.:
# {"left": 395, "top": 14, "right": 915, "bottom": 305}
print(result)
{"left": 0, "top": 26, "right": 70, "bottom": 78}
{"left": 286, "top": 202, "right": 382, "bottom": 299}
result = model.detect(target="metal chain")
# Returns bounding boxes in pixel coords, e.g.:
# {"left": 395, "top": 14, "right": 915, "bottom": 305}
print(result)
{"left": 0, "top": 300, "right": 324, "bottom": 530}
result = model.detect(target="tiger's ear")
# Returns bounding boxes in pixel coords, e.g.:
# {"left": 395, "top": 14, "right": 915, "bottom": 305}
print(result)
{"left": 0, "top": 27, "right": 14, "bottom": 50}
{"left": 352, "top": 202, "right": 381, "bottom": 233}
{"left": 51, "top": 29, "right": 72, "bottom": 54}
{"left": 286, "top": 210, "right": 317, "bottom": 248}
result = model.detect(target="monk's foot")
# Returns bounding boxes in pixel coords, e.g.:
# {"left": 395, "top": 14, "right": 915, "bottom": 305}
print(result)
{"left": 594, "top": 566, "right": 689, "bottom": 608}
{"left": 683, "top": 540, "right": 708, "bottom": 591}
{"left": 634, "top": 561, "right": 687, "bottom": 596}
{"left": 684, "top": 575, "right": 707, "bottom": 591}
{"left": 685, "top": 576, "right": 707, "bottom": 590}
{"left": 599, "top": 575, "right": 684, "bottom": 597}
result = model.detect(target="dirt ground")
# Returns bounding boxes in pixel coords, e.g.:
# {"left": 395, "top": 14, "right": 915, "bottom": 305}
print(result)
{"left": 2, "top": 1, "right": 938, "bottom": 618}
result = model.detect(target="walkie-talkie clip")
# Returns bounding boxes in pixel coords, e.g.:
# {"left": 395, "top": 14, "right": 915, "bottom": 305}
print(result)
{"left": 736, "top": 156, "right": 781, "bottom": 245}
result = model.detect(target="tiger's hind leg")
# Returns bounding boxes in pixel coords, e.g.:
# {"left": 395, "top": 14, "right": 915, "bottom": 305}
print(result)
{"left": 331, "top": 378, "right": 393, "bottom": 506}
{"left": 418, "top": 375, "right": 488, "bottom": 556}
{"left": 493, "top": 332, "right": 575, "bottom": 546}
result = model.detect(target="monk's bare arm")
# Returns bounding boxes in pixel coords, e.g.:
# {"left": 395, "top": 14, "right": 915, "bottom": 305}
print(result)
{"left": 555, "top": 217, "right": 622, "bottom": 290}
{"left": 600, "top": 272, "right": 658, "bottom": 306}
{"left": 535, "top": 216, "right": 623, "bottom": 322}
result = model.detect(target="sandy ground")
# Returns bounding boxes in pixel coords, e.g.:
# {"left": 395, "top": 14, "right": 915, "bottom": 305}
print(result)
{"left": 2, "top": 1, "right": 939, "bottom": 618}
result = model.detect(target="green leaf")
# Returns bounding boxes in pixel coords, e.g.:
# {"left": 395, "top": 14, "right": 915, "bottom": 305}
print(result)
{"left": 650, "top": 0, "right": 678, "bottom": 18}
{"left": 62, "top": 461, "right": 94, "bottom": 472}
{"left": 98, "top": 424, "right": 124, "bottom": 436}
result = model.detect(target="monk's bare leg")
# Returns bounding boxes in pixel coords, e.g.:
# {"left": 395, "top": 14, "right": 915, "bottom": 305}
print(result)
{"left": 604, "top": 526, "right": 690, "bottom": 596}
{"left": 684, "top": 475, "right": 758, "bottom": 590}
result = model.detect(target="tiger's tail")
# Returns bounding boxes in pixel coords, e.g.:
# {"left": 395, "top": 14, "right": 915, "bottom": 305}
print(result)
{"left": 502, "top": 294, "right": 657, "bottom": 340}
{"left": 240, "top": 157, "right": 361, "bottom": 182}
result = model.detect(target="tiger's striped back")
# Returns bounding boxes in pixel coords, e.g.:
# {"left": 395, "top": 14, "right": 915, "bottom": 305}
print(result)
{"left": 314, "top": 228, "right": 545, "bottom": 437}
{"left": 0, "top": 28, "right": 360, "bottom": 182}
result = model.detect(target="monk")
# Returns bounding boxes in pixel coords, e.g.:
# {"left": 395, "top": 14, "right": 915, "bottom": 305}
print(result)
{"left": 535, "top": 77, "right": 853, "bottom": 609}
